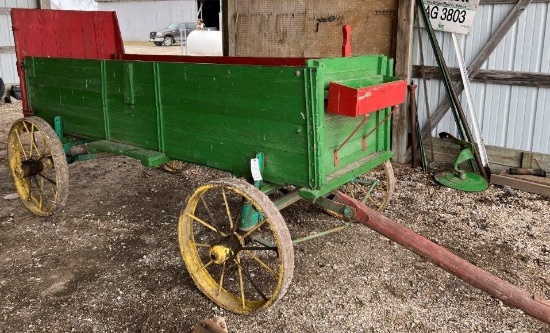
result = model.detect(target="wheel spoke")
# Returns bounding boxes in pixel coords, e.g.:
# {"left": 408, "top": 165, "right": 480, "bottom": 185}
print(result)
{"left": 200, "top": 196, "right": 216, "bottom": 226}
{"left": 236, "top": 254, "right": 246, "bottom": 309}
{"left": 233, "top": 256, "right": 269, "bottom": 301}
{"left": 241, "top": 219, "right": 267, "bottom": 239}
{"left": 38, "top": 172, "right": 57, "bottom": 185}
{"left": 194, "top": 260, "right": 213, "bottom": 275}
{"left": 241, "top": 245, "right": 277, "bottom": 252}
{"left": 221, "top": 188, "right": 234, "bottom": 230}
{"left": 243, "top": 250, "right": 277, "bottom": 278}
{"left": 30, "top": 127, "right": 42, "bottom": 158}
{"left": 14, "top": 131, "right": 28, "bottom": 160}
{"left": 186, "top": 212, "right": 218, "bottom": 233}
{"left": 217, "top": 262, "right": 226, "bottom": 296}
{"left": 21, "top": 121, "right": 34, "bottom": 158}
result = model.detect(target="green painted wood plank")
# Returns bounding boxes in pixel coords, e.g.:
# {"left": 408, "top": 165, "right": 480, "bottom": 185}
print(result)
{"left": 87, "top": 140, "right": 169, "bottom": 167}
{"left": 299, "top": 150, "right": 393, "bottom": 200}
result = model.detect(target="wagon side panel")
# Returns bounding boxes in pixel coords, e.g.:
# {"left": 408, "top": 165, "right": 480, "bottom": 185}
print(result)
{"left": 157, "top": 63, "right": 311, "bottom": 187}
{"left": 25, "top": 58, "right": 106, "bottom": 139}
{"left": 104, "top": 61, "right": 160, "bottom": 150}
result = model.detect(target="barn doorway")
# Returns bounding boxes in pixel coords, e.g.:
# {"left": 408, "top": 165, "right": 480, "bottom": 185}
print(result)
{"left": 197, "top": 0, "right": 220, "bottom": 30}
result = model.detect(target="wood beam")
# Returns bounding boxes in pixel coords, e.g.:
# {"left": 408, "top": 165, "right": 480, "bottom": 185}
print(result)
{"left": 393, "top": 0, "right": 416, "bottom": 164}
{"left": 420, "top": 0, "right": 533, "bottom": 140}
{"left": 222, "top": 0, "right": 229, "bottom": 56}
{"left": 412, "top": 66, "right": 550, "bottom": 88}
{"left": 0, "top": 46, "right": 15, "bottom": 54}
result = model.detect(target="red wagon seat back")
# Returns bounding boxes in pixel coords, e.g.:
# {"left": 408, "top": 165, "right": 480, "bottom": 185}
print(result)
{"left": 11, "top": 9, "right": 125, "bottom": 116}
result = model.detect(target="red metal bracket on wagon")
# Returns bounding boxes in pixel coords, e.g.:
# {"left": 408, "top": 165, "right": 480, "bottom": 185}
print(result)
{"left": 327, "top": 79, "right": 407, "bottom": 117}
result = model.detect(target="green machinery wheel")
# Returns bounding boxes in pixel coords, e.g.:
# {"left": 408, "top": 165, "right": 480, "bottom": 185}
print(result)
{"left": 7, "top": 117, "right": 69, "bottom": 216}
{"left": 178, "top": 178, "right": 294, "bottom": 314}
{"left": 434, "top": 132, "right": 488, "bottom": 192}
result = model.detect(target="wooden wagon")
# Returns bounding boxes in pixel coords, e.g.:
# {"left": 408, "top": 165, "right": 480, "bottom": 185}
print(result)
{"left": 7, "top": 9, "right": 405, "bottom": 314}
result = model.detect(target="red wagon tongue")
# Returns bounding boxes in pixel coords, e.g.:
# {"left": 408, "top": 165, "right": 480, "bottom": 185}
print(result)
{"left": 335, "top": 191, "right": 550, "bottom": 325}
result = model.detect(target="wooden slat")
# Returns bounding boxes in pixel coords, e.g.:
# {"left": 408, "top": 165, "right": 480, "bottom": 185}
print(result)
{"left": 428, "top": 137, "right": 550, "bottom": 173}
{"left": 420, "top": 0, "right": 533, "bottom": 140}
{"left": 412, "top": 66, "right": 550, "bottom": 88}
{"left": 393, "top": 0, "right": 416, "bottom": 164}
{"left": 491, "top": 174, "right": 550, "bottom": 197}
{"left": 0, "top": 46, "right": 15, "bottom": 54}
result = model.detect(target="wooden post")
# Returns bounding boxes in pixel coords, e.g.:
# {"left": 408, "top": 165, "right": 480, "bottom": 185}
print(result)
{"left": 393, "top": 0, "right": 416, "bottom": 164}
{"left": 222, "top": 0, "right": 230, "bottom": 56}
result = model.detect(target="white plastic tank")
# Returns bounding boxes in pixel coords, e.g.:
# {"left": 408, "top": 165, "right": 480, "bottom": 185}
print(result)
{"left": 186, "top": 30, "right": 222, "bottom": 56}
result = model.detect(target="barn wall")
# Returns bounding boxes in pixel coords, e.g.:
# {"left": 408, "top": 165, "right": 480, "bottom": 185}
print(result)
{"left": 414, "top": 3, "right": 550, "bottom": 155}
{"left": 227, "top": 0, "right": 399, "bottom": 58}
{"left": 97, "top": 0, "right": 197, "bottom": 41}
{"left": 0, "top": 0, "right": 38, "bottom": 85}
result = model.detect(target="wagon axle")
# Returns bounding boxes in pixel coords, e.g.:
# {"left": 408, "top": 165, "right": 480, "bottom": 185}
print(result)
{"left": 14, "top": 155, "right": 54, "bottom": 180}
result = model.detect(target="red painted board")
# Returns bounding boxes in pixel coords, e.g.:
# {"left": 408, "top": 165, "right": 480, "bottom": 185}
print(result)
{"left": 119, "top": 54, "right": 308, "bottom": 67}
{"left": 11, "top": 9, "right": 125, "bottom": 115}
{"left": 327, "top": 80, "right": 407, "bottom": 117}
{"left": 342, "top": 25, "right": 352, "bottom": 57}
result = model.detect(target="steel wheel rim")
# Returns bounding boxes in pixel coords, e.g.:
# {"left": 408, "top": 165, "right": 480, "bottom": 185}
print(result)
{"left": 344, "top": 160, "right": 395, "bottom": 211}
{"left": 178, "top": 178, "right": 294, "bottom": 314}
{"left": 7, "top": 117, "right": 69, "bottom": 216}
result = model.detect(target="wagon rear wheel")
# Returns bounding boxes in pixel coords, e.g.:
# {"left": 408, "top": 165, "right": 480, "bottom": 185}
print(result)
{"left": 7, "top": 117, "right": 69, "bottom": 216}
{"left": 327, "top": 160, "right": 395, "bottom": 218}
{"left": 341, "top": 160, "right": 395, "bottom": 211}
{"left": 178, "top": 178, "right": 294, "bottom": 314}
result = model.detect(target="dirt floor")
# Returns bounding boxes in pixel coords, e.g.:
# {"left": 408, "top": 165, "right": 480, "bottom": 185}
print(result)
{"left": 1, "top": 102, "right": 549, "bottom": 331}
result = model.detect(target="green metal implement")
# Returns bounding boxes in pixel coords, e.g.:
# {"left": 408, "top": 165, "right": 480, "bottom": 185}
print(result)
{"left": 434, "top": 132, "right": 489, "bottom": 192}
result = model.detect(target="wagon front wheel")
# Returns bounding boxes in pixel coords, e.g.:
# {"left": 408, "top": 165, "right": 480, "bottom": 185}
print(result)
{"left": 7, "top": 117, "right": 69, "bottom": 216}
{"left": 178, "top": 178, "right": 294, "bottom": 314}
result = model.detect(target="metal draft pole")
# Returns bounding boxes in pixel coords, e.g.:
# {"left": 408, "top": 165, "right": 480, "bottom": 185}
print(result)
{"left": 337, "top": 192, "right": 550, "bottom": 324}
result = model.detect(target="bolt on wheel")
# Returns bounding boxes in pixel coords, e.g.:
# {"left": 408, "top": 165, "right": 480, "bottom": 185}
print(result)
{"left": 7, "top": 117, "right": 69, "bottom": 216}
{"left": 179, "top": 178, "right": 294, "bottom": 314}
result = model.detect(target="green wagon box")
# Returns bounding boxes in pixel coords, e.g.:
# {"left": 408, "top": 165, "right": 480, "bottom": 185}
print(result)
{"left": 7, "top": 9, "right": 405, "bottom": 314}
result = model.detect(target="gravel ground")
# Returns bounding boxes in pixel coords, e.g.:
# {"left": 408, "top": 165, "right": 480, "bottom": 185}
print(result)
{"left": 1, "top": 100, "right": 549, "bottom": 332}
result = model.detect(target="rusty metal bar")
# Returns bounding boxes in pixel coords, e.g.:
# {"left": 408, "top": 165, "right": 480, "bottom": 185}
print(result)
{"left": 336, "top": 192, "right": 550, "bottom": 324}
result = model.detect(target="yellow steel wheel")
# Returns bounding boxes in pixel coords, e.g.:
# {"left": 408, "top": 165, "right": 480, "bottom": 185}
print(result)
{"left": 179, "top": 178, "right": 294, "bottom": 314}
{"left": 326, "top": 160, "right": 395, "bottom": 218}
{"left": 7, "top": 117, "right": 69, "bottom": 216}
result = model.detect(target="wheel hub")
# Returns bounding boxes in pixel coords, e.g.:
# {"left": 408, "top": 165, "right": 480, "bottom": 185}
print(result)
{"left": 15, "top": 159, "right": 44, "bottom": 179}
{"left": 210, "top": 244, "right": 234, "bottom": 264}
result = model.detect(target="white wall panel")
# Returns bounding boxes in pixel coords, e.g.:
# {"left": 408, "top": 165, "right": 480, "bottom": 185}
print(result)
{"left": 0, "top": 0, "right": 38, "bottom": 85}
{"left": 98, "top": 0, "right": 197, "bottom": 41}
{"left": 413, "top": 3, "right": 550, "bottom": 155}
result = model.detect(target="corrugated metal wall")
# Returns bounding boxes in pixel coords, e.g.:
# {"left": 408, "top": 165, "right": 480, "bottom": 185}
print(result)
{"left": 98, "top": 0, "right": 197, "bottom": 41}
{"left": 0, "top": 0, "right": 38, "bottom": 85}
{"left": 414, "top": 3, "right": 550, "bottom": 155}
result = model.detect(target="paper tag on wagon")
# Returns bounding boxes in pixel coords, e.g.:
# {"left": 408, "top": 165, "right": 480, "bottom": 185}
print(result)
{"left": 250, "top": 158, "right": 262, "bottom": 181}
